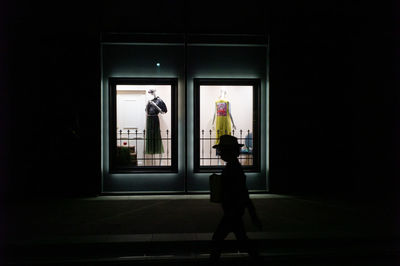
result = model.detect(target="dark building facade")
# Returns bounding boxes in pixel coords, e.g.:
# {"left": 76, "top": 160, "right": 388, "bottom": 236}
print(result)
{"left": 1, "top": 1, "right": 397, "bottom": 199}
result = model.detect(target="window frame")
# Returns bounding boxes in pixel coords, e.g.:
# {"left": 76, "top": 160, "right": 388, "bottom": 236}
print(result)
{"left": 109, "top": 77, "right": 178, "bottom": 173}
{"left": 193, "top": 78, "right": 261, "bottom": 173}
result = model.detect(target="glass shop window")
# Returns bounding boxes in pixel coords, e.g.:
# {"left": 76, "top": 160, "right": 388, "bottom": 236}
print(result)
{"left": 109, "top": 78, "right": 178, "bottom": 172}
{"left": 194, "top": 79, "right": 260, "bottom": 172}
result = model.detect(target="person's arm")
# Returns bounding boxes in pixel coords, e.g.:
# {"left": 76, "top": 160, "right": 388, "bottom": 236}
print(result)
{"left": 241, "top": 181, "right": 262, "bottom": 230}
{"left": 247, "top": 198, "right": 262, "bottom": 230}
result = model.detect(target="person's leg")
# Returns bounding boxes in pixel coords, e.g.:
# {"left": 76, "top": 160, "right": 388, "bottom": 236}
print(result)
{"left": 233, "top": 218, "right": 261, "bottom": 265}
{"left": 210, "top": 216, "right": 231, "bottom": 263}
{"left": 232, "top": 217, "right": 249, "bottom": 250}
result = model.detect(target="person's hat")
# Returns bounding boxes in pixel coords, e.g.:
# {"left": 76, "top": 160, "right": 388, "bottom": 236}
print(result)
{"left": 212, "top": 135, "right": 244, "bottom": 149}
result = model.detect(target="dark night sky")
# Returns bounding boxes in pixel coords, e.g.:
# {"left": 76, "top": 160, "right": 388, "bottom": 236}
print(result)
{"left": 0, "top": 0, "right": 398, "bottom": 199}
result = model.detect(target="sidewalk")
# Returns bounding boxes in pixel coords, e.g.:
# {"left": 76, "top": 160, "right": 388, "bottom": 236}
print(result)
{"left": 3, "top": 194, "right": 400, "bottom": 265}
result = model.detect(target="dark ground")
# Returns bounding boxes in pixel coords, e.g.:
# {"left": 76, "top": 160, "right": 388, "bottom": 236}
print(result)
{"left": 3, "top": 194, "right": 400, "bottom": 265}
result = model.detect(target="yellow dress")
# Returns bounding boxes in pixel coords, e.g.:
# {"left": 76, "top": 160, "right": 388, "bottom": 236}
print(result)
{"left": 215, "top": 99, "right": 232, "bottom": 144}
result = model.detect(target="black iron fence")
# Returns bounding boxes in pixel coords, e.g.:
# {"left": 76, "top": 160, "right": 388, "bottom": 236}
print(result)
{"left": 116, "top": 129, "right": 171, "bottom": 166}
{"left": 200, "top": 129, "right": 253, "bottom": 166}
{"left": 116, "top": 129, "right": 253, "bottom": 167}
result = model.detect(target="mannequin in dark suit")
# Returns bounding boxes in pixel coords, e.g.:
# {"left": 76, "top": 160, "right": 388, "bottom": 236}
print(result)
{"left": 145, "top": 89, "right": 167, "bottom": 155}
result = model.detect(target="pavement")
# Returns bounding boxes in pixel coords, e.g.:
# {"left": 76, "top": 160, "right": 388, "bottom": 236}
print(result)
{"left": 2, "top": 194, "right": 400, "bottom": 265}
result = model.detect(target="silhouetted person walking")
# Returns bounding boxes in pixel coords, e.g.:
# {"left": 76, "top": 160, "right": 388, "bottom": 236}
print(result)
{"left": 209, "top": 135, "right": 262, "bottom": 265}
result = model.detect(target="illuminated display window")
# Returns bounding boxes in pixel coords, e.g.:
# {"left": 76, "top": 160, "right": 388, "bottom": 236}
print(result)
{"left": 194, "top": 79, "right": 261, "bottom": 172}
{"left": 109, "top": 78, "right": 178, "bottom": 172}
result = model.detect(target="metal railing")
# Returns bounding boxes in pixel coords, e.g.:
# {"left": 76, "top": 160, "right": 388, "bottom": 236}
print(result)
{"left": 200, "top": 129, "right": 253, "bottom": 166}
{"left": 116, "top": 129, "right": 253, "bottom": 167}
{"left": 117, "top": 129, "right": 171, "bottom": 166}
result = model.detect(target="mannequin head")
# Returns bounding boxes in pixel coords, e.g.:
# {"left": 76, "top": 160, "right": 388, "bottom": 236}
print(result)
{"left": 219, "top": 88, "right": 227, "bottom": 99}
{"left": 148, "top": 89, "right": 157, "bottom": 97}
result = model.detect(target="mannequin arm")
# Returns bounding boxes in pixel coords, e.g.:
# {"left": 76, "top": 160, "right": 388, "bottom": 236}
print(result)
{"left": 228, "top": 102, "right": 236, "bottom": 130}
{"left": 211, "top": 104, "right": 216, "bottom": 129}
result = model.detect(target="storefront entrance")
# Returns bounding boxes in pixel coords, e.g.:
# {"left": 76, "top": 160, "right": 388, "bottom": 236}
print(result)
{"left": 101, "top": 33, "right": 269, "bottom": 193}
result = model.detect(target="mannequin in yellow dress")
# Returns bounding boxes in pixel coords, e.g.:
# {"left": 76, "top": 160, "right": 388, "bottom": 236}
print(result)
{"left": 212, "top": 88, "right": 236, "bottom": 144}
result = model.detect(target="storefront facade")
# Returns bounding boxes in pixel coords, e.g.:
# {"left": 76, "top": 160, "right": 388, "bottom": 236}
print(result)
{"left": 101, "top": 33, "right": 269, "bottom": 193}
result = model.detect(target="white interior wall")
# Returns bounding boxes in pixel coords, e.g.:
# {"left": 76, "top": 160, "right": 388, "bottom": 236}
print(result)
{"left": 117, "top": 85, "right": 172, "bottom": 133}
